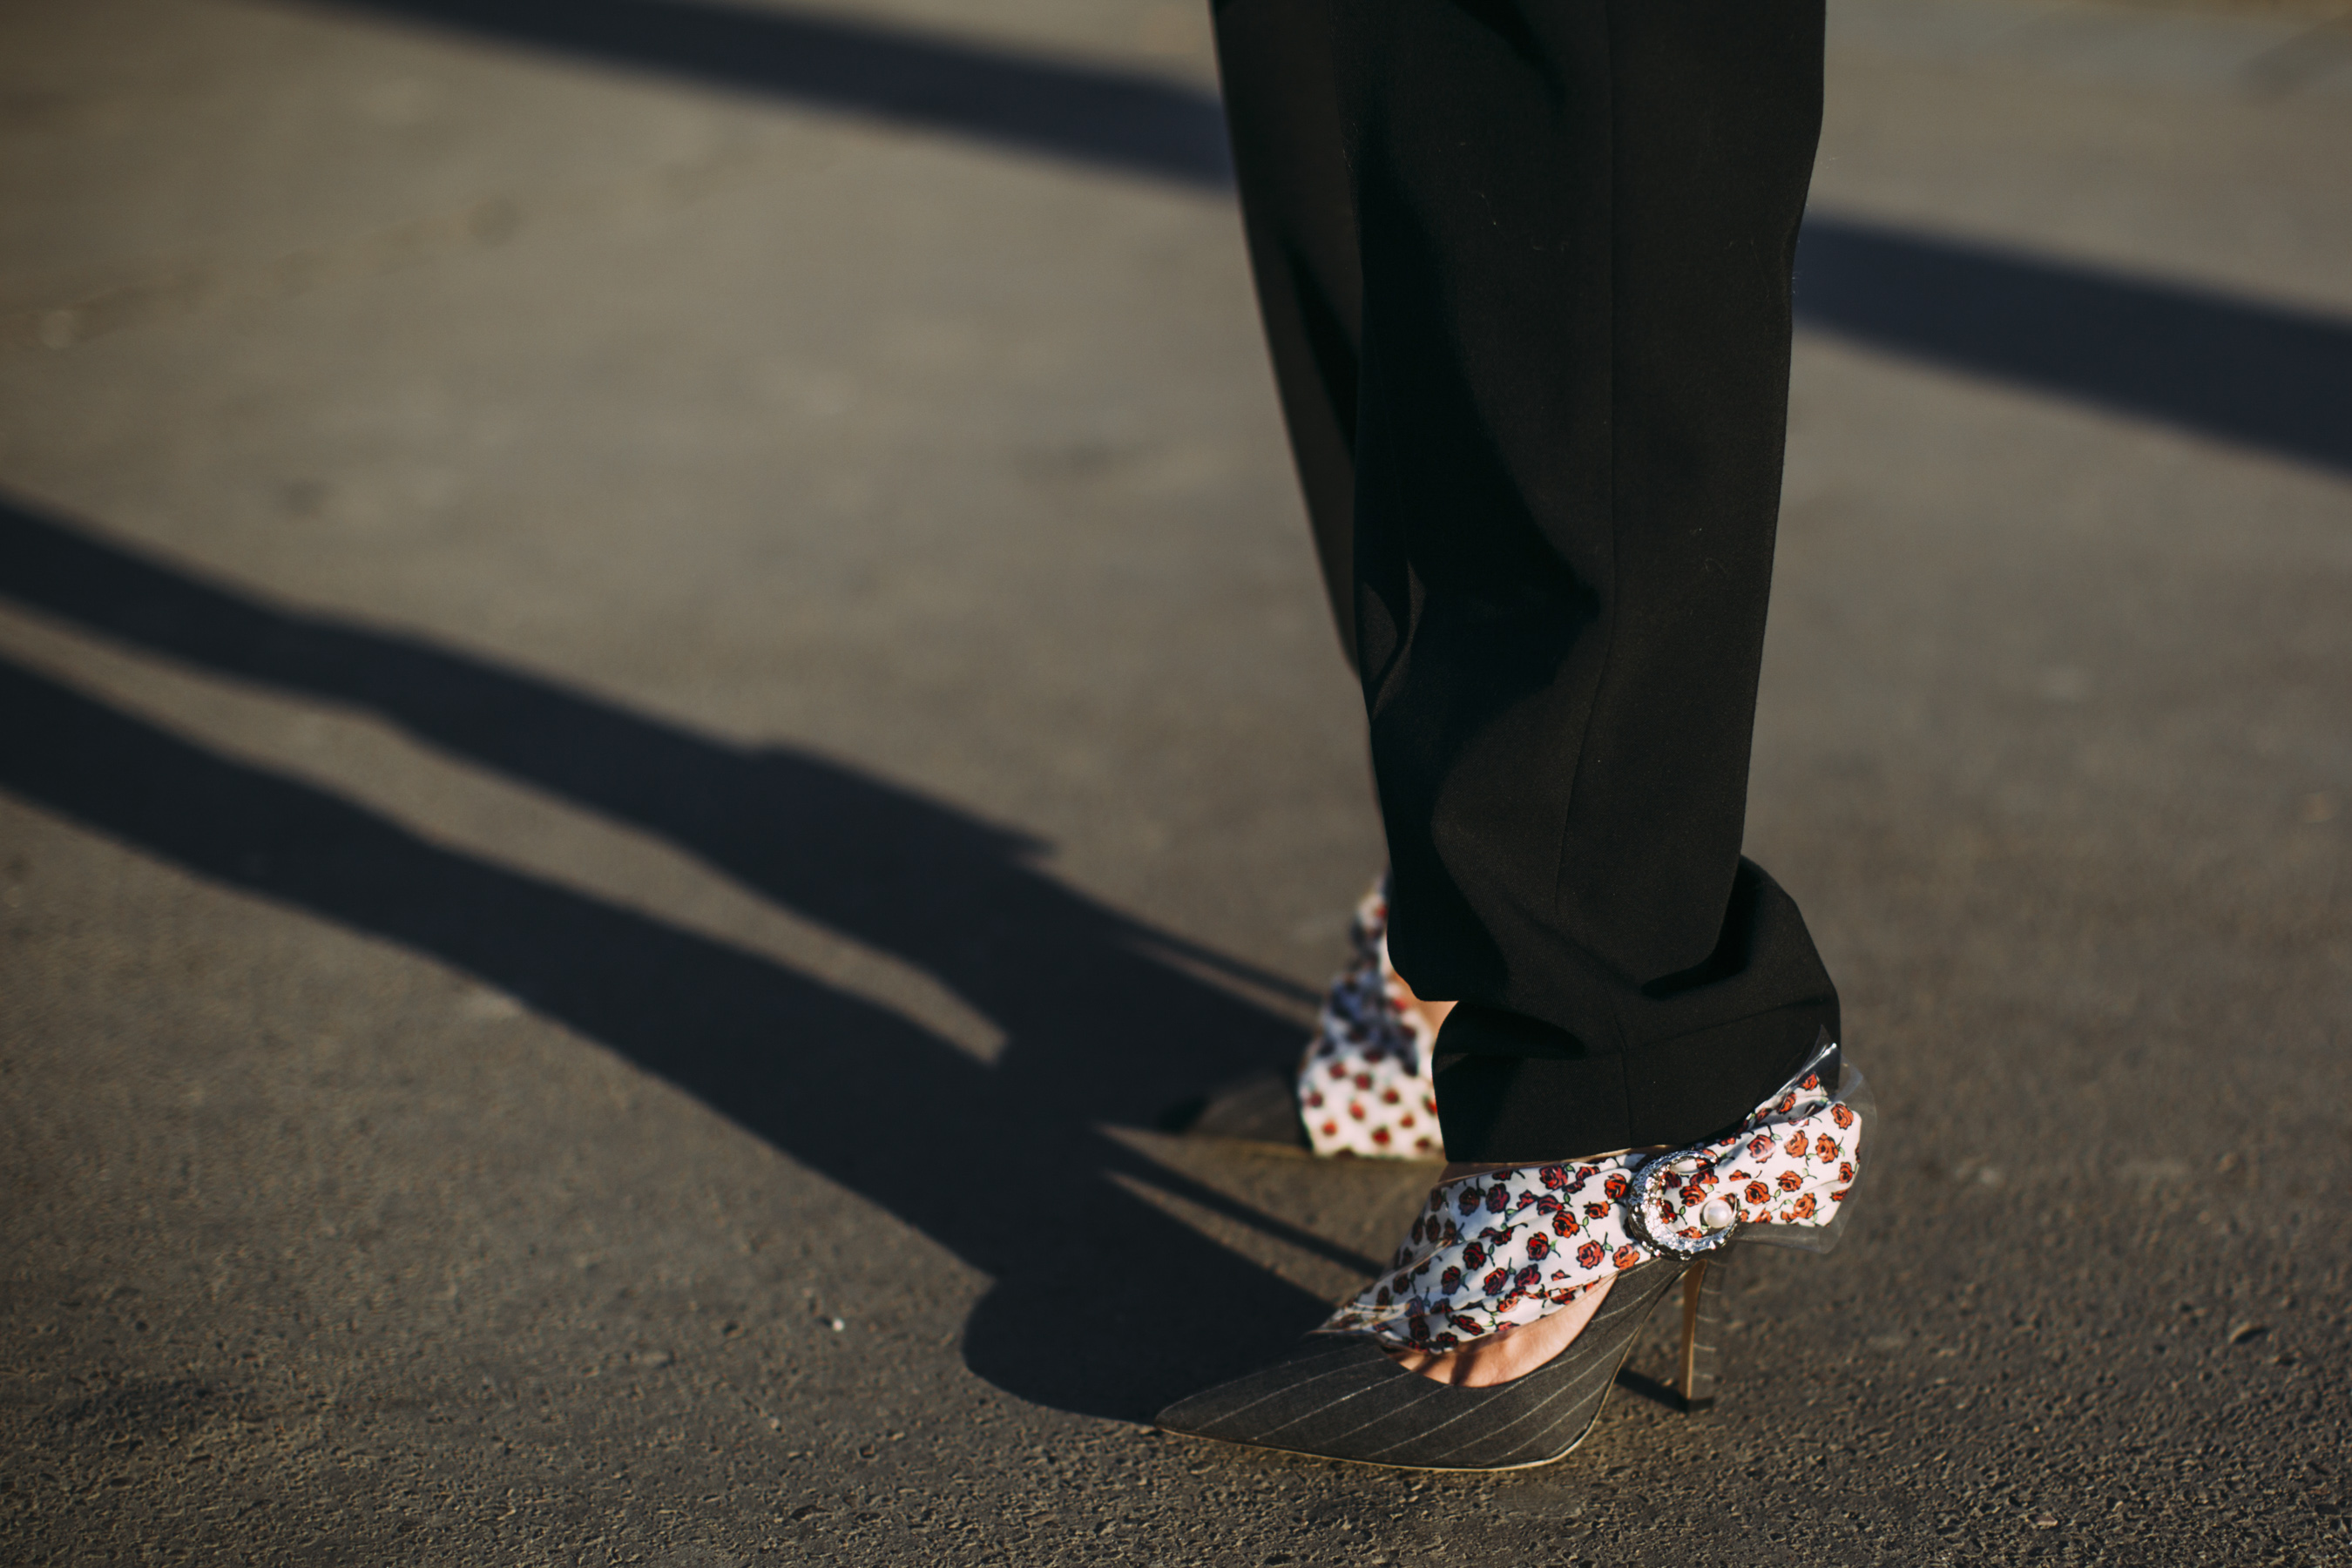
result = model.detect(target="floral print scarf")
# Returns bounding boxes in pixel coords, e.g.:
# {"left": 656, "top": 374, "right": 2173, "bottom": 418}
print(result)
{"left": 1322, "top": 1048, "right": 1867, "bottom": 1353}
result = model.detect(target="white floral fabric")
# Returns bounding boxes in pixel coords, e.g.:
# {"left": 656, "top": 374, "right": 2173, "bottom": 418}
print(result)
{"left": 1321, "top": 1058, "right": 1863, "bottom": 1352}
{"left": 1296, "top": 877, "right": 1443, "bottom": 1159}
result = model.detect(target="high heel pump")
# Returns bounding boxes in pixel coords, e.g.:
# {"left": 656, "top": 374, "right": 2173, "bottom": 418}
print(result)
{"left": 1156, "top": 1041, "right": 1869, "bottom": 1470}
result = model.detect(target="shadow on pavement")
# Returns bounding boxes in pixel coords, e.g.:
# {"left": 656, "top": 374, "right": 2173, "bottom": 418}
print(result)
{"left": 308, "top": 0, "right": 2352, "bottom": 476}
{"left": 0, "top": 492, "right": 1360, "bottom": 1422}
{"left": 321, "top": 0, "right": 1234, "bottom": 186}
{"left": 1795, "top": 216, "right": 2352, "bottom": 476}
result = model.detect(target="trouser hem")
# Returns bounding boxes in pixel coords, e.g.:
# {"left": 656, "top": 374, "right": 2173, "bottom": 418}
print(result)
{"left": 1431, "top": 999, "right": 1839, "bottom": 1161}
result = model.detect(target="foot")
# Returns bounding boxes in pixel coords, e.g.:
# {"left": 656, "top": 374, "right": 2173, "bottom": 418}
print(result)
{"left": 1382, "top": 1155, "right": 1613, "bottom": 1387}
{"left": 1389, "top": 1274, "right": 1616, "bottom": 1386}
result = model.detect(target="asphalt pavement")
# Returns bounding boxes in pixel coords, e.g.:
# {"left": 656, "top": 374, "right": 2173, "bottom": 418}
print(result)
{"left": 3, "top": 0, "right": 2348, "bottom": 1563}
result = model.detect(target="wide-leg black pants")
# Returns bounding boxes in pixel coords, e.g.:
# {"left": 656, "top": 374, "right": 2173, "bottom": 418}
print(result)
{"left": 1213, "top": 0, "right": 1842, "bottom": 1161}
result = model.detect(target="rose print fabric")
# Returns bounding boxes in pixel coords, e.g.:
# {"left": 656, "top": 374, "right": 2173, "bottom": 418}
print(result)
{"left": 1296, "top": 876, "right": 1444, "bottom": 1159}
{"left": 1321, "top": 1055, "right": 1864, "bottom": 1353}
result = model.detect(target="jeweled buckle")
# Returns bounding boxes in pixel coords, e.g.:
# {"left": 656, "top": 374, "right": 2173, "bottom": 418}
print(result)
{"left": 1626, "top": 1146, "right": 1738, "bottom": 1257}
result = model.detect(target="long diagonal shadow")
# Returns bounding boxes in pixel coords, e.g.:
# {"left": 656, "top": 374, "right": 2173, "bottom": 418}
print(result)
{"left": 0, "top": 495, "right": 1365, "bottom": 1419}
{"left": 304, "top": 0, "right": 2351, "bottom": 477}
{"left": 314, "top": 0, "right": 1233, "bottom": 188}
{"left": 1794, "top": 217, "right": 2352, "bottom": 476}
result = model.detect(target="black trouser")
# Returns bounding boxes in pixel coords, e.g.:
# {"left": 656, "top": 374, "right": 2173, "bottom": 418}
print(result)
{"left": 1213, "top": 0, "right": 1840, "bottom": 1161}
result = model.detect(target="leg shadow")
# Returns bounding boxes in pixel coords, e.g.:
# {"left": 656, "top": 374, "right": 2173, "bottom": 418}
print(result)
{"left": 311, "top": 0, "right": 1233, "bottom": 189}
{"left": 0, "top": 495, "right": 1356, "bottom": 1417}
{"left": 294, "top": 3, "right": 2349, "bottom": 476}
{"left": 1797, "top": 214, "right": 2352, "bottom": 476}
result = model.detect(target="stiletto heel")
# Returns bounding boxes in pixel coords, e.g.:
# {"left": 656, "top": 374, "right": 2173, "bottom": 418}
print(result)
{"left": 1676, "top": 1254, "right": 1727, "bottom": 1413}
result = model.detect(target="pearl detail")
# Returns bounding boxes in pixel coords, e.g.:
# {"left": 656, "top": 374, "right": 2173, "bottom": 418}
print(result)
{"left": 1699, "top": 1198, "right": 1736, "bottom": 1231}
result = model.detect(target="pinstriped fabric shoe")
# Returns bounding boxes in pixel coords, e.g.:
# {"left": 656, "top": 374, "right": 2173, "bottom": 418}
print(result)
{"left": 1153, "top": 1258, "right": 1691, "bottom": 1470}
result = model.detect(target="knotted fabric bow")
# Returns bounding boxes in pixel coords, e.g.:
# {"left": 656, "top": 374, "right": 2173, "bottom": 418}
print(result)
{"left": 1321, "top": 1059, "right": 1863, "bottom": 1353}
